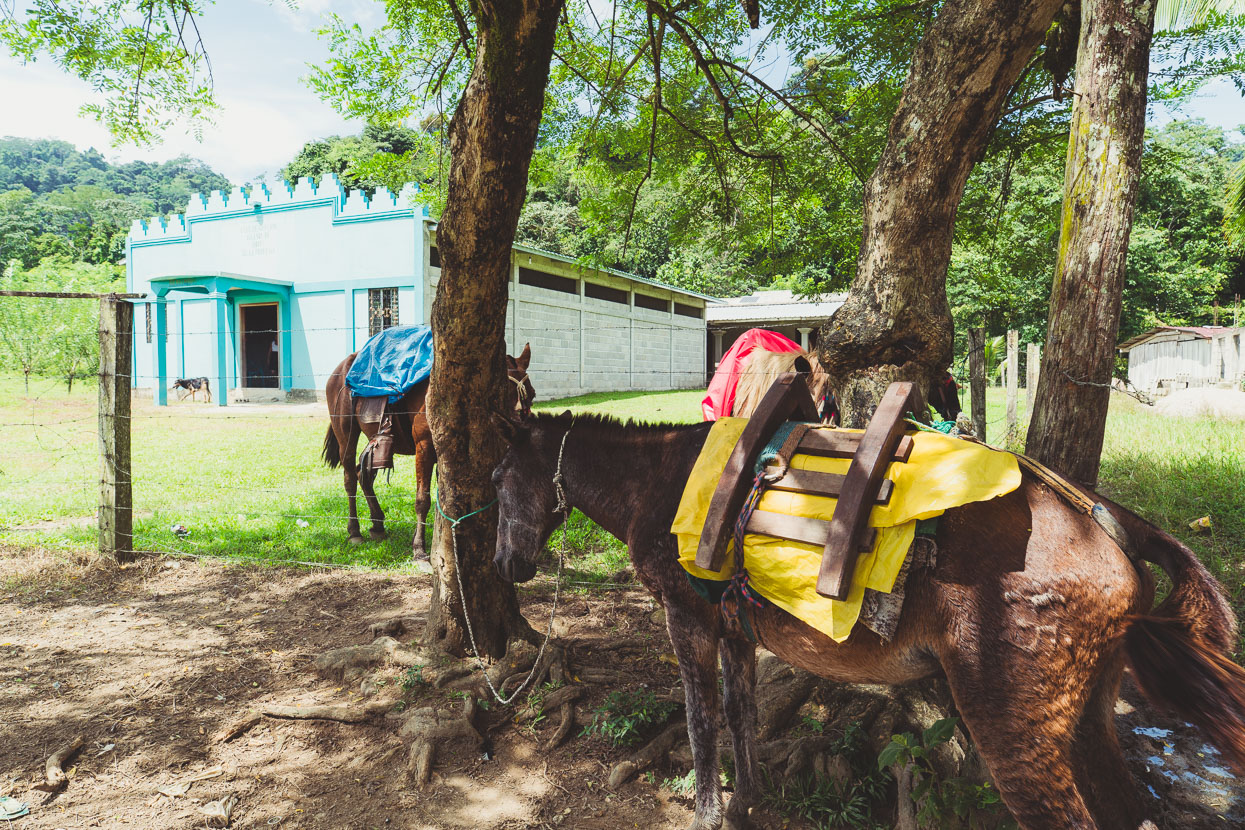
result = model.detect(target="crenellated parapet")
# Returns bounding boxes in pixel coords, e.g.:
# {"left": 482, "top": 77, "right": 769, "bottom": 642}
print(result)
{"left": 128, "top": 175, "right": 425, "bottom": 243}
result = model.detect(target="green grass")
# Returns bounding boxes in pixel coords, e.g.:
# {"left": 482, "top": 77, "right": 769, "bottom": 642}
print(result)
{"left": 3, "top": 375, "right": 1243, "bottom": 642}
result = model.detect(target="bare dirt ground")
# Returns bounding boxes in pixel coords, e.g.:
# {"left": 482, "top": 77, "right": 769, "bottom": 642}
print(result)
{"left": 0, "top": 547, "right": 709, "bottom": 830}
{"left": 4, "top": 546, "right": 1243, "bottom": 830}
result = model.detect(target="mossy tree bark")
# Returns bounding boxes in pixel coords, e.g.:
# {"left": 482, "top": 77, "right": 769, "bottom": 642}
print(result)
{"left": 818, "top": 0, "right": 1063, "bottom": 426}
{"left": 1025, "top": 0, "right": 1156, "bottom": 487}
{"left": 425, "top": 0, "right": 564, "bottom": 658}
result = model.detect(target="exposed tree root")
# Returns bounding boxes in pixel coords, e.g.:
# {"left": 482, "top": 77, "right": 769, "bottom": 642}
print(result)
{"left": 32, "top": 736, "right": 84, "bottom": 793}
{"left": 399, "top": 696, "right": 484, "bottom": 788}
{"left": 261, "top": 700, "right": 393, "bottom": 723}
{"left": 368, "top": 616, "right": 421, "bottom": 639}
{"left": 200, "top": 793, "right": 239, "bottom": 828}
{"left": 312, "top": 636, "right": 422, "bottom": 681}
{"left": 213, "top": 711, "right": 262, "bottom": 743}
{"left": 607, "top": 720, "right": 687, "bottom": 789}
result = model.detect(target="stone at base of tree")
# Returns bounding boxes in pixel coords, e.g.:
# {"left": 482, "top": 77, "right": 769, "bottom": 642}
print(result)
{"left": 607, "top": 720, "right": 688, "bottom": 789}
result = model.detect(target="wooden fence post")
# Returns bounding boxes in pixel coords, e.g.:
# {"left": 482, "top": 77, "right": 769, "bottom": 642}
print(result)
{"left": 1005, "top": 329, "right": 1019, "bottom": 440}
{"left": 1026, "top": 342, "right": 1041, "bottom": 414}
{"left": 99, "top": 296, "right": 133, "bottom": 562}
{"left": 968, "top": 327, "right": 987, "bottom": 442}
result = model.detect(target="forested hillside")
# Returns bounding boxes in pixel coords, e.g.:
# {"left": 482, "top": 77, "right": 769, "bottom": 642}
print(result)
{"left": 0, "top": 138, "right": 230, "bottom": 388}
{"left": 0, "top": 137, "right": 229, "bottom": 267}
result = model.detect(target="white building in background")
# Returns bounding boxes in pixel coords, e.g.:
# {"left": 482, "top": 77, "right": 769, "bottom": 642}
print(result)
{"left": 705, "top": 289, "right": 846, "bottom": 369}
{"left": 126, "top": 177, "right": 710, "bottom": 404}
{"left": 1119, "top": 325, "right": 1245, "bottom": 395}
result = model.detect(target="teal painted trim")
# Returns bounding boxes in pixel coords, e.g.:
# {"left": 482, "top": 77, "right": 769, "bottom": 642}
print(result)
{"left": 177, "top": 298, "right": 186, "bottom": 378}
{"left": 129, "top": 198, "right": 417, "bottom": 249}
{"left": 280, "top": 299, "right": 293, "bottom": 391}
{"left": 298, "top": 275, "right": 418, "bottom": 294}
{"left": 344, "top": 289, "right": 355, "bottom": 353}
{"left": 152, "top": 300, "right": 168, "bottom": 406}
{"left": 213, "top": 296, "right": 229, "bottom": 407}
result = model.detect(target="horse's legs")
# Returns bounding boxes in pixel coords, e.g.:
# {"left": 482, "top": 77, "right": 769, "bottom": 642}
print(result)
{"left": 944, "top": 655, "right": 1098, "bottom": 829}
{"left": 719, "top": 637, "right": 760, "bottom": 829}
{"left": 358, "top": 452, "right": 386, "bottom": 540}
{"left": 1073, "top": 656, "right": 1150, "bottom": 830}
{"left": 341, "top": 422, "right": 363, "bottom": 544}
{"left": 411, "top": 434, "right": 434, "bottom": 560}
{"left": 665, "top": 602, "right": 724, "bottom": 830}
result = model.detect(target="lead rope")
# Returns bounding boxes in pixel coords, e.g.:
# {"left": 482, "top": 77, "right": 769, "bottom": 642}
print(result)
{"left": 442, "top": 427, "right": 570, "bottom": 706}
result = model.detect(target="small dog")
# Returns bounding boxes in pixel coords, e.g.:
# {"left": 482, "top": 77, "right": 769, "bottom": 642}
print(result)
{"left": 171, "top": 377, "right": 212, "bottom": 403}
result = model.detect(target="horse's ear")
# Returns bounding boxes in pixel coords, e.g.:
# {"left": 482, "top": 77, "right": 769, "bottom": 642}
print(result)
{"left": 491, "top": 411, "right": 525, "bottom": 445}
{"left": 517, "top": 343, "right": 531, "bottom": 372}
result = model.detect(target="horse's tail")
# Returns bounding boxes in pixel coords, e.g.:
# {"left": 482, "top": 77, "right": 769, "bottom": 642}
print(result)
{"left": 1115, "top": 504, "right": 1245, "bottom": 773}
{"left": 322, "top": 425, "right": 341, "bottom": 469}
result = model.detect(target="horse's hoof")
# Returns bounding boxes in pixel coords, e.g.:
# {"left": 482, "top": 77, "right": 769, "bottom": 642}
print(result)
{"left": 348, "top": 535, "right": 365, "bottom": 546}
{"left": 369, "top": 528, "right": 387, "bottom": 541}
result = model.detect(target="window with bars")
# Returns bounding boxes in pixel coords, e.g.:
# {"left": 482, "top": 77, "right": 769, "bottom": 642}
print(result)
{"left": 145, "top": 303, "right": 153, "bottom": 343}
{"left": 368, "top": 288, "right": 399, "bottom": 337}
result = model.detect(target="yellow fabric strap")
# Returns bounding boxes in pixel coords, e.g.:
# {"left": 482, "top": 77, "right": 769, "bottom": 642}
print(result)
{"left": 672, "top": 418, "right": 1022, "bottom": 642}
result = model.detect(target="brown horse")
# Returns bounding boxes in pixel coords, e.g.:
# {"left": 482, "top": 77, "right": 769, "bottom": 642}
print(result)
{"left": 491, "top": 412, "right": 1245, "bottom": 830}
{"left": 322, "top": 344, "right": 533, "bottom": 556}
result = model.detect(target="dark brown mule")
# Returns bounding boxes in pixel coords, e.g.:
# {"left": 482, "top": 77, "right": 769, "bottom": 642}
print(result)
{"left": 491, "top": 413, "right": 1245, "bottom": 830}
{"left": 322, "top": 344, "right": 533, "bottom": 556}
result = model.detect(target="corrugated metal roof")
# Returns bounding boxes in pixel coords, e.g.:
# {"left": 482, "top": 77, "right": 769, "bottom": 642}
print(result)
{"left": 706, "top": 290, "right": 846, "bottom": 324}
{"left": 423, "top": 218, "right": 716, "bottom": 302}
{"left": 1118, "top": 325, "right": 1240, "bottom": 352}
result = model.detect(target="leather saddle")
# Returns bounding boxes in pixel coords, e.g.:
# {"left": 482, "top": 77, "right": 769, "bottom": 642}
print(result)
{"left": 696, "top": 374, "right": 918, "bottom": 601}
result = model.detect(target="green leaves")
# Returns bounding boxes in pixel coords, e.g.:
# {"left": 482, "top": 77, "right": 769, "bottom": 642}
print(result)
{"left": 0, "top": 0, "right": 219, "bottom": 145}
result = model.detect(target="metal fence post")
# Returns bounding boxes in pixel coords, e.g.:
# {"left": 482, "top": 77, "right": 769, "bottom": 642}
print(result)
{"left": 98, "top": 295, "right": 133, "bottom": 562}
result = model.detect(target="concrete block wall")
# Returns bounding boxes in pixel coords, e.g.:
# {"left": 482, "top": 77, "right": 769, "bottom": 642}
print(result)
{"left": 426, "top": 226, "right": 707, "bottom": 402}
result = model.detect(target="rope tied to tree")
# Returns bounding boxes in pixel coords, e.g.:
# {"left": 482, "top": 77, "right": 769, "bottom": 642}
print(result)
{"left": 436, "top": 425, "right": 572, "bottom": 706}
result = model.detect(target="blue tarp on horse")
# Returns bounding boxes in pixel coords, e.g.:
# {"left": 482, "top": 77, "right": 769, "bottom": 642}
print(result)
{"left": 345, "top": 325, "right": 435, "bottom": 403}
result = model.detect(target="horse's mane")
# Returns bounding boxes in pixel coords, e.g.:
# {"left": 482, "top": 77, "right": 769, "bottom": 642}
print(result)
{"left": 733, "top": 348, "right": 830, "bottom": 417}
{"left": 529, "top": 410, "right": 708, "bottom": 436}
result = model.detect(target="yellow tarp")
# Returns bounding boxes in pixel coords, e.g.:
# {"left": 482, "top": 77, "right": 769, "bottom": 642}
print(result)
{"left": 672, "top": 418, "right": 1021, "bottom": 642}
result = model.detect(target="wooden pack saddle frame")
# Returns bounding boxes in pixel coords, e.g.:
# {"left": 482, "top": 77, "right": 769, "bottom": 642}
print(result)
{"left": 695, "top": 374, "right": 918, "bottom": 600}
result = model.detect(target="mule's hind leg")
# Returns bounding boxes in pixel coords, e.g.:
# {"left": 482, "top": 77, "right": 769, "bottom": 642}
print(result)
{"left": 719, "top": 637, "right": 761, "bottom": 829}
{"left": 943, "top": 638, "right": 1100, "bottom": 830}
{"left": 665, "top": 601, "right": 725, "bottom": 830}
{"left": 1073, "top": 655, "right": 1150, "bottom": 830}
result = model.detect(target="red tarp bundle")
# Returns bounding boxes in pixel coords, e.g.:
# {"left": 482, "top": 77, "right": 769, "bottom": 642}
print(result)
{"left": 702, "top": 328, "right": 801, "bottom": 421}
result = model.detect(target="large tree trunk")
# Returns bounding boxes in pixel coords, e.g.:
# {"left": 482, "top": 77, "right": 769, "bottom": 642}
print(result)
{"left": 425, "top": 0, "right": 564, "bottom": 658}
{"left": 818, "top": 0, "right": 1063, "bottom": 426}
{"left": 1025, "top": 0, "right": 1156, "bottom": 486}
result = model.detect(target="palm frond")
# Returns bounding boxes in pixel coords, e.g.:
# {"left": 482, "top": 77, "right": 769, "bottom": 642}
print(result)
{"left": 1155, "top": 0, "right": 1245, "bottom": 31}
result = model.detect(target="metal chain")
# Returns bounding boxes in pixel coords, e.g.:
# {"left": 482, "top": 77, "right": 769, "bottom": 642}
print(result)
{"left": 447, "top": 426, "right": 572, "bottom": 706}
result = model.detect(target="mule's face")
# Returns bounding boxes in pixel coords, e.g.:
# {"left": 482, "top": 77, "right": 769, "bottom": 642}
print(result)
{"left": 491, "top": 425, "right": 565, "bottom": 583}
{"left": 504, "top": 343, "right": 536, "bottom": 420}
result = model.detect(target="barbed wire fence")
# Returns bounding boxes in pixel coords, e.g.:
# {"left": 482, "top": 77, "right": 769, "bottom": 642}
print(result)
{"left": 1, "top": 299, "right": 1050, "bottom": 581}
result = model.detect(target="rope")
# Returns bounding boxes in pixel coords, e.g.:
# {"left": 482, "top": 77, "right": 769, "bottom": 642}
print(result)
{"left": 439, "top": 429, "right": 570, "bottom": 706}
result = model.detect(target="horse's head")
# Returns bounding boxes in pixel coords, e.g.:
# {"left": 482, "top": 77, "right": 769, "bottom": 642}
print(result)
{"left": 803, "top": 353, "right": 833, "bottom": 414}
{"left": 491, "top": 414, "right": 568, "bottom": 583}
{"left": 504, "top": 343, "right": 535, "bottom": 421}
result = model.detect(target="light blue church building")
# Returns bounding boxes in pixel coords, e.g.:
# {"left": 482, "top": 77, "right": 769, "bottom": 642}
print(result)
{"left": 127, "top": 177, "right": 710, "bottom": 405}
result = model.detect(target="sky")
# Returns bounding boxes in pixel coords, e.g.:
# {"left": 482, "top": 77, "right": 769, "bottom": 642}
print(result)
{"left": 0, "top": 2, "right": 1243, "bottom": 188}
